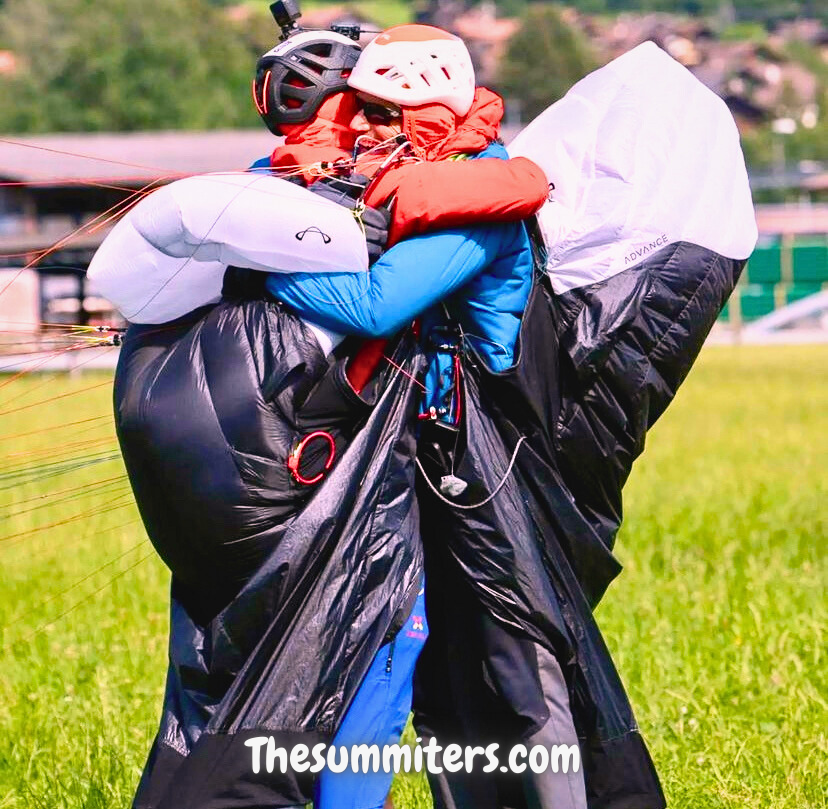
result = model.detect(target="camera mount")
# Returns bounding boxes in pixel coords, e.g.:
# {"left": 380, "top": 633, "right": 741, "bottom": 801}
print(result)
{"left": 270, "top": 0, "right": 302, "bottom": 40}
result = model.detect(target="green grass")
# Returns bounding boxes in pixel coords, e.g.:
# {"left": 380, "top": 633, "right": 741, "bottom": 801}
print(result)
{"left": 596, "top": 345, "right": 827, "bottom": 809}
{"left": 0, "top": 346, "right": 826, "bottom": 808}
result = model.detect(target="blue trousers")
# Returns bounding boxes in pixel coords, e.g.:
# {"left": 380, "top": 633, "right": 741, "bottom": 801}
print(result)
{"left": 313, "top": 588, "right": 428, "bottom": 809}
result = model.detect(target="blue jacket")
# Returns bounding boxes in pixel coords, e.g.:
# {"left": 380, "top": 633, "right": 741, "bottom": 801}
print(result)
{"left": 265, "top": 144, "right": 535, "bottom": 422}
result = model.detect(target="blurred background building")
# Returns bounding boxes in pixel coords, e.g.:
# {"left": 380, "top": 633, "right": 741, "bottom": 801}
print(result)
{"left": 1, "top": 0, "right": 827, "bottom": 342}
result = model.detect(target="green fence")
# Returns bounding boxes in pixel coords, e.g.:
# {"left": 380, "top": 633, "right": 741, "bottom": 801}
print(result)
{"left": 721, "top": 236, "right": 828, "bottom": 323}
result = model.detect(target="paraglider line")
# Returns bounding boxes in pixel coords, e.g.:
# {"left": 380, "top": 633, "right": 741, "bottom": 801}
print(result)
{"left": 0, "top": 493, "right": 133, "bottom": 545}
{"left": 4, "top": 517, "right": 141, "bottom": 572}
{"left": 0, "top": 338, "right": 112, "bottom": 369}
{"left": 0, "top": 346, "right": 115, "bottom": 412}
{"left": 21, "top": 550, "right": 154, "bottom": 642}
{"left": 381, "top": 353, "right": 426, "bottom": 392}
{"left": 2, "top": 480, "right": 131, "bottom": 520}
{"left": 0, "top": 451, "right": 117, "bottom": 483}
{"left": 0, "top": 454, "right": 120, "bottom": 492}
{"left": 4, "top": 539, "right": 149, "bottom": 630}
{"left": 0, "top": 173, "right": 168, "bottom": 302}
{"left": 2, "top": 473, "right": 126, "bottom": 509}
{"left": 0, "top": 378, "right": 111, "bottom": 417}
{"left": 0, "top": 340, "right": 105, "bottom": 389}
{"left": 0, "top": 178, "right": 149, "bottom": 192}
{"left": 86, "top": 180, "right": 171, "bottom": 234}
{"left": 0, "top": 137, "right": 179, "bottom": 174}
{"left": 0, "top": 414, "right": 110, "bottom": 443}
{"left": 0, "top": 320, "right": 109, "bottom": 330}
{"left": 123, "top": 173, "right": 266, "bottom": 321}
{"left": 415, "top": 436, "right": 527, "bottom": 510}
{"left": 1, "top": 434, "right": 117, "bottom": 466}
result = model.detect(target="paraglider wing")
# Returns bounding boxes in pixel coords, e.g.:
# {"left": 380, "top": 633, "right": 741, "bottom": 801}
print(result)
{"left": 116, "top": 302, "right": 424, "bottom": 808}
{"left": 508, "top": 41, "right": 756, "bottom": 550}
{"left": 509, "top": 40, "right": 756, "bottom": 293}
{"left": 88, "top": 172, "right": 369, "bottom": 325}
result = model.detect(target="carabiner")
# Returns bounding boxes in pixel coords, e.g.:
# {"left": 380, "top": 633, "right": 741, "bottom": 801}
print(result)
{"left": 287, "top": 430, "right": 336, "bottom": 486}
{"left": 351, "top": 200, "right": 368, "bottom": 234}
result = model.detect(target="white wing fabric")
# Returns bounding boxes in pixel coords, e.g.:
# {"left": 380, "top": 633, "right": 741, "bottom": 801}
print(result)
{"left": 509, "top": 41, "right": 757, "bottom": 294}
{"left": 87, "top": 172, "right": 368, "bottom": 324}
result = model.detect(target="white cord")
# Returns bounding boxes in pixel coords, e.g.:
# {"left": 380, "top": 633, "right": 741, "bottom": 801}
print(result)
{"left": 376, "top": 139, "right": 415, "bottom": 173}
{"left": 415, "top": 436, "right": 527, "bottom": 510}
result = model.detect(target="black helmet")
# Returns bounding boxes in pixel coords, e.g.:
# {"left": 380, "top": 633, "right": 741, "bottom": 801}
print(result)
{"left": 253, "top": 31, "right": 361, "bottom": 136}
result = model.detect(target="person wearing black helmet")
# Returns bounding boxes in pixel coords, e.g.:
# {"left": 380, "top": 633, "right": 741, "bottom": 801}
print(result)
{"left": 249, "top": 30, "right": 362, "bottom": 182}
{"left": 253, "top": 30, "right": 360, "bottom": 135}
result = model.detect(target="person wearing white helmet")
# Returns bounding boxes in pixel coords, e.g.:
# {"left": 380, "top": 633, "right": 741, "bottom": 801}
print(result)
{"left": 267, "top": 24, "right": 591, "bottom": 809}
{"left": 347, "top": 23, "right": 476, "bottom": 117}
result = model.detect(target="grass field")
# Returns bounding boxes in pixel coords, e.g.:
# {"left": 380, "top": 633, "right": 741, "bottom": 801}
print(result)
{"left": 0, "top": 345, "right": 825, "bottom": 808}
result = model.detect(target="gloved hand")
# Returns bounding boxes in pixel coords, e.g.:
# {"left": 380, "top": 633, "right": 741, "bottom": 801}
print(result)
{"left": 359, "top": 203, "right": 391, "bottom": 265}
{"left": 309, "top": 173, "right": 370, "bottom": 206}
{"left": 309, "top": 173, "right": 390, "bottom": 265}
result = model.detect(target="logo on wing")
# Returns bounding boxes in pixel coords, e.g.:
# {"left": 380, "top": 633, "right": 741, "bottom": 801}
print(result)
{"left": 295, "top": 226, "right": 332, "bottom": 244}
{"left": 624, "top": 234, "right": 669, "bottom": 264}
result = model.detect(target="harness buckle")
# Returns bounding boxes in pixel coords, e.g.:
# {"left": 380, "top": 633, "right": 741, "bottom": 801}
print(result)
{"left": 287, "top": 430, "right": 337, "bottom": 485}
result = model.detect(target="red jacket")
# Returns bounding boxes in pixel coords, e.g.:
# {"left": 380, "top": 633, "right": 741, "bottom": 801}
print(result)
{"left": 362, "top": 88, "right": 546, "bottom": 245}
{"left": 270, "top": 88, "right": 548, "bottom": 246}
{"left": 269, "top": 87, "right": 548, "bottom": 392}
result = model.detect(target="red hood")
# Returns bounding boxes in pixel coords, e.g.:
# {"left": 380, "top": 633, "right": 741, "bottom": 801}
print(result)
{"left": 363, "top": 88, "right": 506, "bottom": 209}
{"left": 270, "top": 87, "right": 504, "bottom": 184}
{"left": 400, "top": 87, "right": 504, "bottom": 161}
{"left": 270, "top": 92, "right": 358, "bottom": 181}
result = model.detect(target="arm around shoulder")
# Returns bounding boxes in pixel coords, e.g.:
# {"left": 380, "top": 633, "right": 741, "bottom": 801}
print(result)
{"left": 368, "top": 156, "right": 549, "bottom": 245}
{"left": 266, "top": 222, "right": 525, "bottom": 337}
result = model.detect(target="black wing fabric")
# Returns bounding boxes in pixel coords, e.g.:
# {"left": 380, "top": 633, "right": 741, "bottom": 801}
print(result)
{"left": 116, "top": 240, "right": 741, "bottom": 809}
{"left": 115, "top": 300, "right": 424, "bottom": 808}
{"left": 414, "top": 242, "right": 742, "bottom": 809}
{"left": 555, "top": 242, "right": 744, "bottom": 557}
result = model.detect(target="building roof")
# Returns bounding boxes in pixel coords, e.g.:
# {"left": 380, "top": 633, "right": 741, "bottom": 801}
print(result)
{"left": 0, "top": 129, "right": 280, "bottom": 186}
{"left": 755, "top": 204, "right": 828, "bottom": 235}
{"left": 802, "top": 173, "right": 828, "bottom": 192}
{"left": 0, "top": 225, "right": 110, "bottom": 256}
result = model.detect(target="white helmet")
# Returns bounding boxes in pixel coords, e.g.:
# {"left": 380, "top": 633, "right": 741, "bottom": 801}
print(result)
{"left": 347, "top": 25, "right": 475, "bottom": 116}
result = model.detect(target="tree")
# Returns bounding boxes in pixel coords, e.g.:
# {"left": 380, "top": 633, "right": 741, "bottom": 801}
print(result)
{"left": 0, "top": 0, "right": 260, "bottom": 133}
{"left": 497, "top": 4, "right": 598, "bottom": 123}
